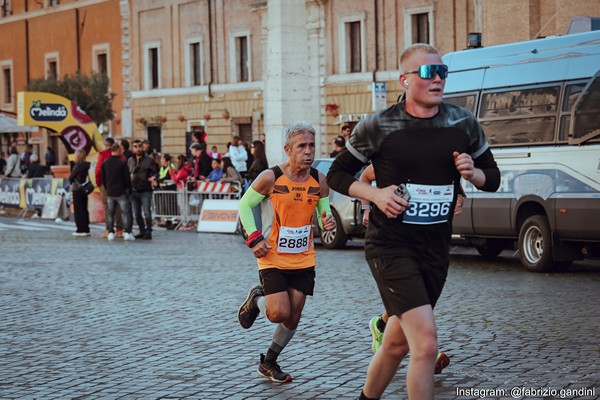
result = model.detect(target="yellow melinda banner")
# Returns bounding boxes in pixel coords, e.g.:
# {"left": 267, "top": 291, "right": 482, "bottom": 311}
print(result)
{"left": 17, "top": 91, "right": 104, "bottom": 156}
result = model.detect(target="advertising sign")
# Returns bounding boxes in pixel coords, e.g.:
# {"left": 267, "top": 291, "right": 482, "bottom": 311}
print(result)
{"left": 197, "top": 199, "right": 241, "bottom": 233}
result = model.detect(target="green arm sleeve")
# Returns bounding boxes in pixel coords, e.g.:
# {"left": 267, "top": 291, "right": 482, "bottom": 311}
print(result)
{"left": 316, "top": 196, "right": 332, "bottom": 229}
{"left": 238, "top": 187, "right": 266, "bottom": 234}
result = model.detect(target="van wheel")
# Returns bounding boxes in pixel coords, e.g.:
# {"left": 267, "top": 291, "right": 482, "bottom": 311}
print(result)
{"left": 518, "top": 215, "right": 554, "bottom": 272}
{"left": 475, "top": 239, "right": 503, "bottom": 257}
{"left": 320, "top": 209, "right": 347, "bottom": 249}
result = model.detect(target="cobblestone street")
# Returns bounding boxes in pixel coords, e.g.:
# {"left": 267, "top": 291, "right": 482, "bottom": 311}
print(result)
{"left": 0, "top": 217, "right": 598, "bottom": 399}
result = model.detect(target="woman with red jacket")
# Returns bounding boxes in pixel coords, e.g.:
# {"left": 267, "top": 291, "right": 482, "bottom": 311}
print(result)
{"left": 169, "top": 154, "right": 192, "bottom": 189}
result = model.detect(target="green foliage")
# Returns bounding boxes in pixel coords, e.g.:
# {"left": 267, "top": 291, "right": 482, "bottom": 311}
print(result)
{"left": 26, "top": 72, "right": 116, "bottom": 125}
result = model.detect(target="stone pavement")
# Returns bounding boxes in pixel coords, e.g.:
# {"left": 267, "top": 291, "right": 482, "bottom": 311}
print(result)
{"left": 0, "top": 216, "right": 598, "bottom": 399}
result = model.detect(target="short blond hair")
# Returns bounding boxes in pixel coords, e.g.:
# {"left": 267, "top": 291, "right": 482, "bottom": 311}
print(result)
{"left": 399, "top": 44, "right": 440, "bottom": 72}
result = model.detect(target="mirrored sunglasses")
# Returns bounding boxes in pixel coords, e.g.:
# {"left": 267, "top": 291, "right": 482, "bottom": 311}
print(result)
{"left": 405, "top": 64, "right": 449, "bottom": 79}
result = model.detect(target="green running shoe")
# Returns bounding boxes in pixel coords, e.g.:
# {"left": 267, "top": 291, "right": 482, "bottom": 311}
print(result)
{"left": 369, "top": 316, "right": 384, "bottom": 353}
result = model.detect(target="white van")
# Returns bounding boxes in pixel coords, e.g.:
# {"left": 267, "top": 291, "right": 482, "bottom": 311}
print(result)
{"left": 442, "top": 30, "right": 600, "bottom": 272}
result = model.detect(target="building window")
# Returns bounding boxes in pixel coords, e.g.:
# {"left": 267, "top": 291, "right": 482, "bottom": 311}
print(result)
{"left": 45, "top": 52, "right": 59, "bottom": 80}
{"left": 230, "top": 32, "right": 251, "bottom": 83}
{"left": 144, "top": 41, "right": 161, "bottom": 90}
{"left": 339, "top": 14, "right": 365, "bottom": 74}
{"left": 404, "top": 6, "right": 434, "bottom": 47}
{"left": 236, "top": 36, "right": 249, "bottom": 82}
{"left": 347, "top": 21, "right": 362, "bottom": 73}
{"left": 185, "top": 37, "right": 203, "bottom": 87}
{"left": 48, "top": 0, "right": 59, "bottom": 6}
{"left": 92, "top": 43, "right": 110, "bottom": 77}
{"left": 1, "top": 0, "right": 11, "bottom": 17}
{"left": 0, "top": 60, "right": 13, "bottom": 109}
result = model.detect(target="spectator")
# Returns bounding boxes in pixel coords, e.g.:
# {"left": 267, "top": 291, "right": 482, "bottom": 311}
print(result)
{"left": 169, "top": 154, "right": 192, "bottom": 190}
{"left": 120, "top": 139, "right": 135, "bottom": 160}
{"left": 69, "top": 149, "right": 91, "bottom": 237}
{"left": 208, "top": 145, "right": 222, "bottom": 160}
{"left": 330, "top": 135, "right": 345, "bottom": 158}
{"left": 20, "top": 144, "right": 33, "bottom": 175}
{"left": 158, "top": 153, "right": 176, "bottom": 189}
{"left": 95, "top": 137, "right": 124, "bottom": 238}
{"left": 247, "top": 140, "right": 269, "bottom": 183}
{"left": 128, "top": 140, "right": 159, "bottom": 240}
{"left": 101, "top": 143, "right": 134, "bottom": 241}
{"left": 229, "top": 136, "right": 248, "bottom": 179}
{"left": 26, "top": 154, "right": 46, "bottom": 178}
{"left": 244, "top": 141, "right": 254, "bottom": 172}
{"left": 220, "top": 156, "right": 242, "bottom": 183}
{"left": 340, "top": 124, "right": 352, "bottom": 139}
{"left": 205, "top": 158, "right": 224, "bottom": 182}
{"left": 0, "top": 151, "right": 6, "bottom": 175}
{"left": 189, "top": 142, "right": 212, "bottom": 182}
{"left": 141, "top": 139, "right": 152, "bottom": 156}
{"left": 4, "top": 147, "right": 21, "bottom": 178}
{"left": 44, "top": 147, "right": 57, "bottom": 167}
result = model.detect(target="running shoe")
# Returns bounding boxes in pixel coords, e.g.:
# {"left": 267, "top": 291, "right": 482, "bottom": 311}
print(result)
{"left": 435, "top": 351, "right": 450, "bottom": 374}
{"left": 107, "top": 232, "right": 115, "bottom": 241}
{"left": 237, "top": 284, "right": 263, "bottom": 329}
{"left": 369, "top": 315, "right": 384, "bottom": 353}
{"left": 257, "top": 354, "right": 292, "bottom": 383}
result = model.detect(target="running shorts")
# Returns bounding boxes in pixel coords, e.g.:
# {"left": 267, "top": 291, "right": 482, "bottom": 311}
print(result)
{"left": 367, "top": 255, "right": 448, "bottom": 316}
{"left": 259, "top": 267, "right": 316, "bottom": 296}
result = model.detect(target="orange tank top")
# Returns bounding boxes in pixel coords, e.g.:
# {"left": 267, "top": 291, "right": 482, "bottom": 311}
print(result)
{"left": 257, "top": 166, "right": 321, "bottom": 270}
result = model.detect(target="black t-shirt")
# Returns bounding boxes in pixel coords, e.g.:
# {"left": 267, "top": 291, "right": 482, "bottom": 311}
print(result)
{"left": 328, "top": 101, "right": 498, "bottom": 260}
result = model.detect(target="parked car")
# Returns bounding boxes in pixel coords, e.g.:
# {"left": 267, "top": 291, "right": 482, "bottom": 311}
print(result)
{"left": 311, "top": 158, "right": 365, "bottom": 249}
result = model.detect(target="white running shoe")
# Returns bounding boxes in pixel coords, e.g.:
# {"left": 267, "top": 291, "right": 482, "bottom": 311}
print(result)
{"left": 107, "top": 232, "right": 116, "bottom": 241}
{"left": 123, "top": 232, "right": 135, "bottom": 241}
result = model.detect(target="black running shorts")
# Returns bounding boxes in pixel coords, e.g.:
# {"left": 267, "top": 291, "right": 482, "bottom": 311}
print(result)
{"left": 259, "top": 267, "right": 316, "bottom": 296}
{"left": 367, "top": 255, "right": 448, "bottom": 316}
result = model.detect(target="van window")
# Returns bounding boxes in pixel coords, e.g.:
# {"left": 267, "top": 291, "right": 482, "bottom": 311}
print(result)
{"left": 558, "top": 82, "right": 586, "bottom": 141}
{"left": 443, "top": 93, "right": 477, "bottom": 113}
{"left": 572, "top": 74, "right": 600, "bottom": 142}
{"left": 479, "top": 86, "right": 559, "bottom": 146}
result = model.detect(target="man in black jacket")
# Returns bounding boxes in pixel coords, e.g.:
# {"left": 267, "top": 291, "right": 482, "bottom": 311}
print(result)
{"left": 101, "top": 143, "right": 134, "bottom": 241}
{"left": 189, "top": 142, "right": 212, "bottom": 182}
{"left": 128, "top": 140, "right": 158, "bottom": 240}
{"left": 26, "top": 154, "right": 46, "bottom": 178}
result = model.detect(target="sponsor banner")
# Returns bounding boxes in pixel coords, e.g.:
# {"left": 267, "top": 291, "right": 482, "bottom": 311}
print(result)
{"left": 17, "top": 91, "right": 103, "bottom": 157}
{"left": 197, "top": 199, "right": 240, "bottom": 233}
{"left": 0, "top": 178, "right": 71, "bottom": 209}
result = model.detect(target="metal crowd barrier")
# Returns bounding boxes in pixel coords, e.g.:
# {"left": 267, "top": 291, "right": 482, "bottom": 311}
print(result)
{"left": 152, "top": 181, "right": 242, "bottom": 230}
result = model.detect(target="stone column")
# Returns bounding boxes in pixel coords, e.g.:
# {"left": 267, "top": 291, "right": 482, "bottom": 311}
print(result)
{"left": 120, "top": 0, "right": 132, "bottom": 137}
{"left": 264, "top": 0, "right": 313, "bottom": 166}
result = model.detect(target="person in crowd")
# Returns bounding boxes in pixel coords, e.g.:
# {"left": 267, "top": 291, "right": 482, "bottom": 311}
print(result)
{"left": 220, "top": 157, "right": 242, "bottom": 184}
{"left": 229, "top": 136, "right": 248, "bottom": 179}
{"left": 247, "top": 140, "right": 269, "bottom": 183}
{"left": 327, "top": 43, "right": 500, "bottom": 400}
{"left": 142, "top": 139, "right": 152, "bottom": 156}
{"left": 329, "top": 136, "right": 345, "bottom": 158}
{"left": 69, "top": 149, "right": 92, "bottom": 237}
{"left": 158, "top": 153, "right": 176, "bottom": 189}
{"left": 169, "top": 154, "right": 192, "bottom": 190}
{"left": 236, "top": 121, "right": 335, "bottom": 383}
{"left": 44, "top": 147, "right": 57, "bottom": 167}
{"left": 244, "top": 141, "right": 254, "bottom": 173}
{"left": 224, "top": 142, "right": 232, "bottom": 157}
{"left": 26, "top": 154, "right": 46, "bottom": 178}
{"left": 120, "top": 139, "right": 135, "bottom": 160}
{"left": 0, "top": 151, "right": 6, "bottom": 175}
{"left": 20, "top": 144, "right": 33, "bottom": 175}
{"left": 189, "top": 142, "right": 212, "bottom": 183}
{"left": 101, "top": 143, "right": 134, "bottom": 241}
{"left": 4, "top": 146, "right": 21, "bottom": 178}
{"left": 128, "top": 140, "right": 158, "bottom": 240}
{"left": 208, "top": 145, "right": 222, "bottom": 160}
{"left": 205, "top": 158, "right": 224, "bottom": 182}
{"left": 95, "top": 137, "right": 124, "bottom": 238}
{"left": 340, "top": 124, "right": 352, "bottom": 139}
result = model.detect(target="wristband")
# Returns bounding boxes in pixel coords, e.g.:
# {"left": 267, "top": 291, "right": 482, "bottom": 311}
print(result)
{"left": 361, "top": 204, "right": 371, "bottom": 210}
{"left": 246, "top": 230, "right": 265, "bottom": 248}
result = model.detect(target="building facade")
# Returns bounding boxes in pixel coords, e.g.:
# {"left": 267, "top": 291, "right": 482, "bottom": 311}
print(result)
{"left": 1, "top": 0, "right": 598, "bottom": 165}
